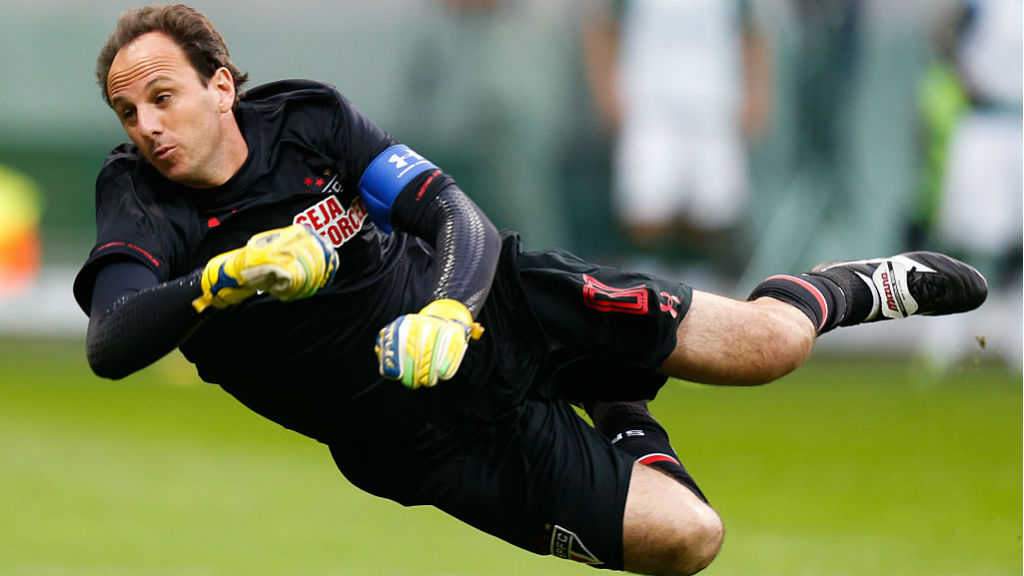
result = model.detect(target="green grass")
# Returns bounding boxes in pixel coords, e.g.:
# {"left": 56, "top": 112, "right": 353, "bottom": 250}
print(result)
{"left": 0, "top": 338, "right": 1020, "bottom": 575}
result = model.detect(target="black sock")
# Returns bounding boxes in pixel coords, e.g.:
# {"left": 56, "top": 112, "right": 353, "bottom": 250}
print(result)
{"left": 587, "top": 400, "right": 707, "bottom": 502}
{"left": 808, "top": 267, "right": 882, "bottom": 326}
{"left": 748, "top": 274, "right": 849, "bottom": 334}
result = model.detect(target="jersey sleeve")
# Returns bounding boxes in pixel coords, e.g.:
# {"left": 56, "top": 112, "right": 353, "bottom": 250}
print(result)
{"left": 86, "top": 261, "right": 206, "bottom": 380}
{"left": 359, "top": 144, "right": 440, "bottom": 232}
{"left": 324, "top": 85, "right": 500, "bottom": 315}
{"left": 394, "top": 181, "right": 500, "bottom": 316}
{"left": 330, "top": 90, "right": 397, "bottom": 175}
{"left": 318, "top": 89, "right": 404, "bottom": 231}
{"left": 73, "top": 147, "right": 183, "bottom": 315}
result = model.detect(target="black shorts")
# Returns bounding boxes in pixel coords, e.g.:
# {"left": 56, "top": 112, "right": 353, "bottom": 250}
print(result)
{"left": 516, "top": 242, "right": 692, "bottom": 403}
{"left": 328, "top": 234, "right": 692, "bottom": 570}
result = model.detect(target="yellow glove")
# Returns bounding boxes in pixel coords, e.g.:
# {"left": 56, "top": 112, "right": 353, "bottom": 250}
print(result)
{"left": 374, "top": 299, "right": 485, "bottom": 389}
{"left": 192, "top": 224, "right": 339, "bottom": 313}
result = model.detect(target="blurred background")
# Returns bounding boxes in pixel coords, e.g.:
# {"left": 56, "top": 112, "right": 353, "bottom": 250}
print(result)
{"left": 0, "top": 1, "right": 1020, "bottom": 575}
{"left": 0, "top": 0, "right": 1020, "bottom": 367}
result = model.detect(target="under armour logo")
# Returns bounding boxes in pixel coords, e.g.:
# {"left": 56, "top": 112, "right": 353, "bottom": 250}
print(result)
{"left": 388, "top": 151, "right": 424, "bottom": 170}
{"left": 659, "top": 292, "right": 682, "bottom": 318}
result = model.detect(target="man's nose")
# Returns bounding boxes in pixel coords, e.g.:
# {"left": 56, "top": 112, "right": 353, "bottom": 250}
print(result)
{"left": 137, "top": 107, "right": 164, "bottom": 136}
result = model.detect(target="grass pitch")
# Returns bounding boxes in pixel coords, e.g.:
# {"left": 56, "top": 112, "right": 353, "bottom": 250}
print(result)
{"left": 0, "top": 337, "right": 1020, "bottom": 575}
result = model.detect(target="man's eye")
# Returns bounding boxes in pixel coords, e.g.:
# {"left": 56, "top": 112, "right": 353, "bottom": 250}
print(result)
{"left": 155, "top": 94, "right": 171, "bottom": 104}
{"left": 120, "top": 109, "right": 136, "bottom": 120}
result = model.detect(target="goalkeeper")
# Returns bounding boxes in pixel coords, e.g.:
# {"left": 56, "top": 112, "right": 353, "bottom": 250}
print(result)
{"left": 75, "top": 6, "right": 988, "bottom": 576}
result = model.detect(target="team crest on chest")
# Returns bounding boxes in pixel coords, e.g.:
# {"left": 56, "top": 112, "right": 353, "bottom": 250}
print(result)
{"left": 294, "top": 194, "right": 368, "bottom": 248}
{"left": 302, "top": 167, "right": 343, "bottom": 195}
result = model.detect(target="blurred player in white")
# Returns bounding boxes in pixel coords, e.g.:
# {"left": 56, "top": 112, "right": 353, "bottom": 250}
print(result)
{"left": 929, "top": 0, "right": 1022, "bottom": 368}
{"left": 587, "top": 0, "right": 771, "bottom": 275}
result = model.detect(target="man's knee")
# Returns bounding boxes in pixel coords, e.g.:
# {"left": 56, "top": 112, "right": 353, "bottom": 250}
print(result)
{"left": 736, "top": 297, "right": 817, "bottom": 385}
{"left": 686, "top": 509, "right": 725, "bottom": 575}
{"left": 623, "top": 464, "right": 725, "bottom": 575}
{"left": 658, "top": 505, "right": 724, "bottom": 576}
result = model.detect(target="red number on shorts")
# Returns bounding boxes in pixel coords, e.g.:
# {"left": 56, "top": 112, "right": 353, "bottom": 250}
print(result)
{"left": 581, "top": 274, "right": 649, "bottom": 314}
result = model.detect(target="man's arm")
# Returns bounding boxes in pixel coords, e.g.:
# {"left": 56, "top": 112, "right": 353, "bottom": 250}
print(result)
{"left": 87, "top": 224, "right": 338, "bottom": 380}
{"left": 87, "top": 260, "right": 205, "bottom": 379}
{"left": 374, "top": 178, "right": 500, "bottom": 389}
{"left": 393, "top": 179, "right": 501, "bottom": 316}
{"left": 359, "top": 144, "right": 501, "bottom": 317}
{"left": 357, "top": 144, "right": 501, "bottom": 388}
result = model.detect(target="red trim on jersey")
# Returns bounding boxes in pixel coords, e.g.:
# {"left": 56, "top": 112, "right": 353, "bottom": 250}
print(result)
{"left": 638, "top": 453, "right": 680, "bottom": 466}
{"left": 96, "top": 241, "right": 161, "bottom": 268}
{"left": 415, "top": 170, "right": 440, "bottom": 202}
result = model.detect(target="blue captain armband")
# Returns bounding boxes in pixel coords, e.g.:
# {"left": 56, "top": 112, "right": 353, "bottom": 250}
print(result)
{"left": 359, "top": 144, "right": 439, "bottom": 233}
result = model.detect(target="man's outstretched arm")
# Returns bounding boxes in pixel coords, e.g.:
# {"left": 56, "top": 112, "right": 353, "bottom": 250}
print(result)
{"left": 87, "top": 224, "right": 338, "bottom": 379}
{"left": 86, "top": 261, "right": 205, "bottom": 379}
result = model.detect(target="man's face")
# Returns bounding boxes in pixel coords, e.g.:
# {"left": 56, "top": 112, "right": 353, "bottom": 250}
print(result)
{"left": 107, "top": 32, "right": 236, "bottom": 187}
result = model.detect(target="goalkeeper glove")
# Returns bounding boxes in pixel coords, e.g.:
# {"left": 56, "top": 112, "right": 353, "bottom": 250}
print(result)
{"left": 192, "top": 224, "right": 339, "bottom": 313}
{"left": 375, "top": 299, "right": 485, "bottom": 389}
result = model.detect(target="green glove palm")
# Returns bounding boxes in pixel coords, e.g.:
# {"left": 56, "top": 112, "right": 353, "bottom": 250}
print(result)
{"left": 375, "top": 299, "right": 485, "bottom": 389}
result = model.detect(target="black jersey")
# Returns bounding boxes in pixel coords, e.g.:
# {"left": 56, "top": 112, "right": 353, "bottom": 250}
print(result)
{"left": 73, "top": 80, "right": 449, "bottom": 440}
{"left": 73, "top": 79, "right": 698, "bottom": 567}
{"left": 74, "top": 78, "right": 689, "bottom": 455}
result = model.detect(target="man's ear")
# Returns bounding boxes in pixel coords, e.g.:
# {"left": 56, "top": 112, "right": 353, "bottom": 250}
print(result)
{"left": 211, "top": 67, "right": 236, "bottom": 113}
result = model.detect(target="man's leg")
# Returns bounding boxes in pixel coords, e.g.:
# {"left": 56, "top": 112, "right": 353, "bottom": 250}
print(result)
{"left": 622, "top": 461, "right": 723, "bottom": 576}
{"left": 659, "top": 290, "right": 817, "bottom": 385}
{"left": 588, "top": 400, "right": 723, "bottom": 575}
{"left": 597, "top": 251, "right": 987, "bottom": 575}
{"left": 587, "top": 400, "right": 706, "bottom": 501}
{"left": 659, "top": 251, "right": 988, "bottom": 385}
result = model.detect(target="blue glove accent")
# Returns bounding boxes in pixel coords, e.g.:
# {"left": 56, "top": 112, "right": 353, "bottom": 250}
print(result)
{"left": 358, "top": 144, "right": 438, "bottom": 233}
{"left": 210, "top": 261, "right": 241, "bottom": 294}
{"left": 375, "top": 316, "right": 406, "bottom": 381}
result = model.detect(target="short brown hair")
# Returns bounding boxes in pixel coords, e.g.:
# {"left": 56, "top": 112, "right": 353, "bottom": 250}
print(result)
{"left": 96, "top": 4, "right": 249, "bottom": 107}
